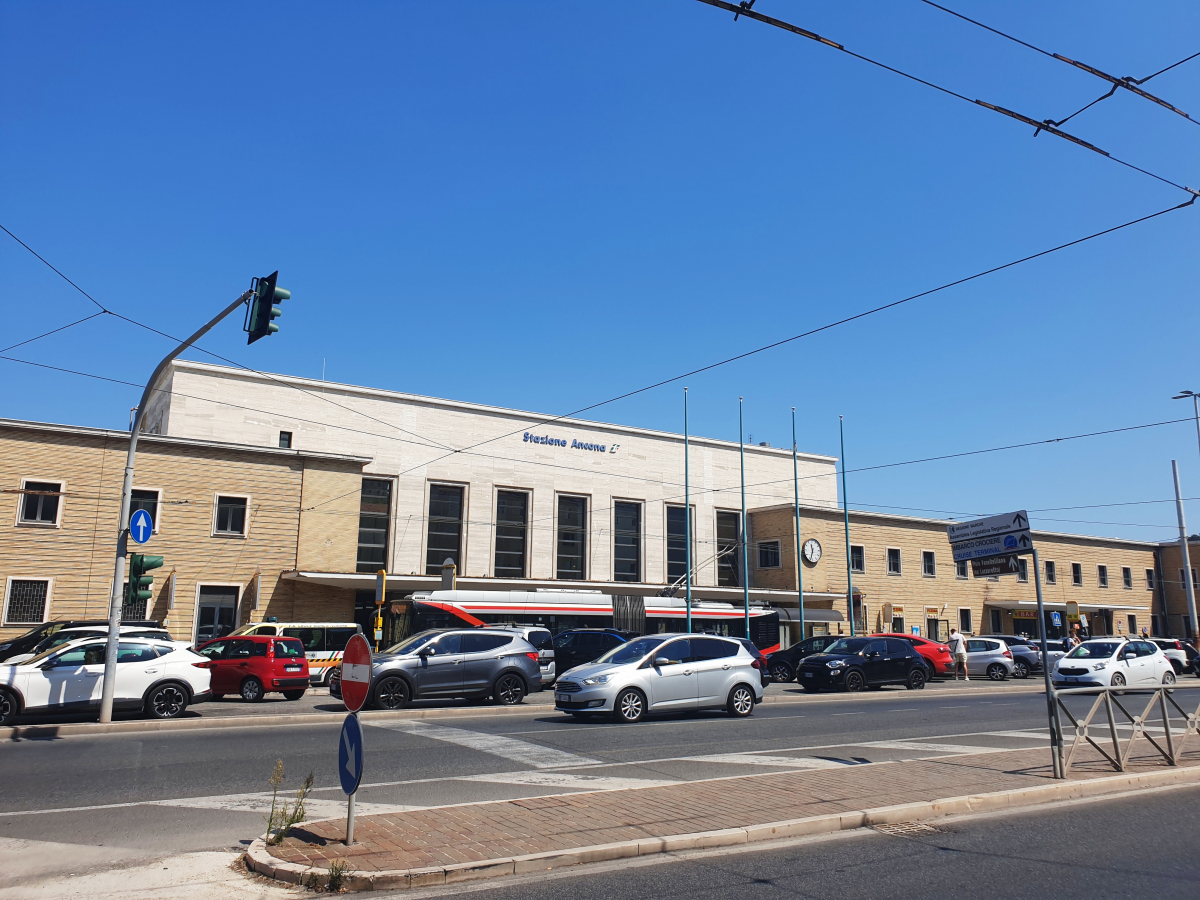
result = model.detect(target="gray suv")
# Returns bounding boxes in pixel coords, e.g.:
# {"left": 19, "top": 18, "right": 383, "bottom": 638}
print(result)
{"left": 352, "top": 629, "right": 542, "bottom": 709}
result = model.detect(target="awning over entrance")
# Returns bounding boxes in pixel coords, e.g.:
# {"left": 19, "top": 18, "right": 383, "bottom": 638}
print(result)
{"left": 776, "top": 606, "right": 845, "bottom": 624}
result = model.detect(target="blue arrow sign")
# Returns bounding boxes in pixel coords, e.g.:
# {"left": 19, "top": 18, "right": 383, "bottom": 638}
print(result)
{"left": 338, "top": 713, "right": 364, "bottom": 795}
{"left": 129, "top": 508, "right": 153, "bottom": 545}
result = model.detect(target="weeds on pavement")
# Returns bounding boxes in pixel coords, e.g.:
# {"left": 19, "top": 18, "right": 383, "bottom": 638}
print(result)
{"left": 264, "top": 759, "right": 315, "bottom": 845}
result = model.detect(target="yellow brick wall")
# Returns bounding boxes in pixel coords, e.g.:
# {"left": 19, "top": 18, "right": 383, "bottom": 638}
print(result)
{"left": 1156, "top": 540, "right": 1199, "bottom": 637}
{"left": 297, "top": 459, "right": 363, "bottom": 572}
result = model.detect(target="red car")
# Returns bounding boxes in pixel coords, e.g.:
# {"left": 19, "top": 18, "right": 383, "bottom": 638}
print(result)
{"left": 195, "top": 635, "right": 310, "bottom": 701}
{"left": 875, "top": 633, "right": 954, "bottom": 679}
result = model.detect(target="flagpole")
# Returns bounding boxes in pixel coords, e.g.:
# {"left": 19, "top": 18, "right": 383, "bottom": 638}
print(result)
{"left": 740, "top": 397, "right": 750, "bottom": 640}
{"left": 684, "top": 387, "right": 692, "bottom": 634}
{"left": 840, "top": 415, "right": 854, "bottom": 636}
{"left": 792, "top": 408, "right": 805, "bottom": 641}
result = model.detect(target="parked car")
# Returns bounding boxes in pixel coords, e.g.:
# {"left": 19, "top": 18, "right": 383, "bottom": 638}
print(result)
{"left": 0, "top": 619, "right": 160, "bottom": 664}
{"left": 796, "top": 636, "right": 928, "bottom": 693}
{"left": 195, "top": 635, "right": 310, "bottom": 701}
{"left": 552, "top": 629, "right": 637, "bottom": 678}
{"left": 976, "top": 635, "right": 1042, "bottom": 679}
{"left": 1148, "top": 637, "right": 1193, "bottom": 675}
{"left": 491, "top": 625, "right": 555, "bottom": 686}
{"left": 229, "top": 621, "right": 361, "bottom": 685}
{"left": 963, "top": 638, "right": 1015, "bottom": 680}
{"left": 875, "top": 633, "right": 954, "bottom": 680}
{"left": 554, "top": 633, "right": 764, "bottom": 723}
{"left": 1053, "top": 638, "right": 1175, "bottom": 689}
{"left": 331, "top": 629, "right": 542, "bottom": 710}
{"left": 5, "top": 624, "right": 173, "bottom": 665}
{"left": 735, "top": 638, "right": 771, "bottom": 687}
{"left": 0, "top": 636, "right": 211, "bottom": 725}
{"left": 764, "top": 634, "right": 842, "bottom": 683}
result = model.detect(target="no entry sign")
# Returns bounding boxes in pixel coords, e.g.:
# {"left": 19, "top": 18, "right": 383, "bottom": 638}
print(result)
{"left": 340, "top": 633, "right": 373, "bottom": 713}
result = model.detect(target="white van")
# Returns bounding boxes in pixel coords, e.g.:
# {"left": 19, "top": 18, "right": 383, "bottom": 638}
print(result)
{"left": 230, "top": 621, "right": 361, "bottom": 685}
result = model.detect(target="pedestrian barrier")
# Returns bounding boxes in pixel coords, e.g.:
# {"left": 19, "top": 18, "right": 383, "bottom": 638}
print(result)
{"left": 1053, "top": 683, "right": 1200, "bottom": 776}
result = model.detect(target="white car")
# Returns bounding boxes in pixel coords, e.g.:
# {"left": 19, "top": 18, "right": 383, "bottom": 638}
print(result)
{"left": 1053, "top": 638, "right": 1175, "bottom": 690}
{"left": 0, "top": 637, "right": 212, "bottom": 725}
{"left": 4, "top": 624, "right": 173, "bottom": 665}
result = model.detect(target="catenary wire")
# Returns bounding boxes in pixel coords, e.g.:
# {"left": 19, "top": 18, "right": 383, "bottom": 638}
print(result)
{"left": 1, "top": 311, "right": 108, "bottom": 354}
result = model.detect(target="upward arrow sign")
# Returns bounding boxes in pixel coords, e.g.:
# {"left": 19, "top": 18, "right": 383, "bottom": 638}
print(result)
{"left": 1013, "top": 512, "right": 1028, "bottom": 528}
{"left": 1018, "top": 533, "right": 1031, "bottom": 547}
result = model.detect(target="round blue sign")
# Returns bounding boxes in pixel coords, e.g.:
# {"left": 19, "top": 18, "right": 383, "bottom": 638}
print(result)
{"left": 129, "top": 508, "right": 154, "bottom": 545}
{"left": 338, "top": 713, "right": 364, "bottom": 795}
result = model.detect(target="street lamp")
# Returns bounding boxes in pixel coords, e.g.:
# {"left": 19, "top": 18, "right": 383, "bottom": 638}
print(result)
{"left": 1173, "top": 390, "right": 1200, "bottom": 460}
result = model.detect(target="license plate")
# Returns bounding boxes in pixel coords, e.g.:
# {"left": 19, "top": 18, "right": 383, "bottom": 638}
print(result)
{"left": 1066, "top": 676, "right": 1077, "bottom": 682}
{"left": 285, "top": 665, "right": 302, "bottom": 672}
{"left": 556, "top": 693, "right": 569, "bottom": 702}
{"left": 803, "top": 672, "right": 813, "bottom": 678}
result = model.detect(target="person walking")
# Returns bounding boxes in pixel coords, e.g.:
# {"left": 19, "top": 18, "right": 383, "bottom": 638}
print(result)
{"left": 947, "top": 628, "right": 968, "bottom": 681}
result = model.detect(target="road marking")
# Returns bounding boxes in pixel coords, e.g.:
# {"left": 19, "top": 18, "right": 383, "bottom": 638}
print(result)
{"left": 369, "top": 720, "right": 598, "bottom": 769}
{"left": 832, "top": 712, "right": 865, "bottom": 716}
{"left": 149, "top": 793, "right": 415, "bottom": 818}
{"left": 888, "top": 708, "right": 919, "bottom": 712}
{"left": 982, "top": 730, "right": 1052, "bottom": 740}
{"left": 861, "top": 740, "right": 1019, "bottom": 755}
{"left": 677, "top": 753, "right": 855, "bottom": 769}
{"left": 940, "top": 706, "right": 968, "bottom": 709}
{"left": 460, "top": 772, "right": 677, "bottom": 790}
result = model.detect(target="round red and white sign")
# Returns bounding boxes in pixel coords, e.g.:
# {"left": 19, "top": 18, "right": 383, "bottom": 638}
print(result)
{"left": 340, "top": 633, "right": 373, "bottom": 713}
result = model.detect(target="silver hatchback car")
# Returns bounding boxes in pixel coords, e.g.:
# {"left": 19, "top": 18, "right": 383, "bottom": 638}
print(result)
{"left": 964, "top": 637, "right": 1016, "bottom": 680}
{"left": 554, "top": 633, "right": 765, "bottom": 723}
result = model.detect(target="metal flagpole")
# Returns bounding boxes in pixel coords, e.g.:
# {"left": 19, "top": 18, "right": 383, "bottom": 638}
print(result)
{"left": 792, "top": 408, "right": 805, "bottom": 640}
{"left": 684, "top": 388, "right": 692, "bottom": 634}
{"left": 840, "top": 416, "right": 854, "bottom": 636}
{"left": 739, "top": 398, "right": 750, "bottom": 639}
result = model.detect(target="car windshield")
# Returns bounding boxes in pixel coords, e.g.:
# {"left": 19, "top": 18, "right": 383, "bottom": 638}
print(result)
{"left": 595, "top": 636, "right": 667, "bottom": 665}
{"left": 1066, "top": 642, "right": 1123, "bottom": 659}
{"left": 30, "top": 631, "right": 102, "bottom": 655}
{"left": 383, "top": 631, "right": 441, "bottom": 656}
{"left": 824, "top": 638, "right": 870, "bottom": 655}
{"left": 24, "top": 642, "right": 81, "bottom": 666}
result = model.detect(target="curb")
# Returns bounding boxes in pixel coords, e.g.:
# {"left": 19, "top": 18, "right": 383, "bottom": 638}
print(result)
{"left": 4, "top": 682, "right": 1047, "bottom": 740}
{"left": 243, "top": 764, "right": 1200, "bottom": 891}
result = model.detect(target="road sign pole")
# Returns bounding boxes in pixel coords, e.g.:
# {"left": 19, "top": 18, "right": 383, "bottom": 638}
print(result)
{"left": 840, "top": 416, "right": 854, "bottom": 636}
{"left": 1032, "top": 548, "right": 1063, "bottom": 779}
{"left": 739, "top": 398, "right": 750, "bottom": 638}
{"left": 374, "top": 570, "right": 386, "bottom": 652}
{"left": 346, "top": 727, "right": 357, "bottom": 846}
{"left": 792, "top": 408, "right": 805, "bottom": 640}
{"left": 684, "top": 388, "right": 692, "bottom": 635}
{"left": 1171, "top": 461, "right": 1199, "bottom": 644}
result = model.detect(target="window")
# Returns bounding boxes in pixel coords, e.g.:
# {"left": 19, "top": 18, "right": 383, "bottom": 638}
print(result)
{"left": 425, "top": 484, "right": 465, "bottom": 575}
{"left": 432, "top": 633, "right": 462, "bottom": 654}
{"left": 278, "top": 431, "right": 292, "bottom": 449}
{"left": 18, "top": 480, "right": 62, "bottom": 526}
{"left": 886, "top": 548, "right": 902, "bottom": 575}
{"left": 613, "top": 501, "right": 641, "bottom": 583}
{"left": 1071, "top": 562, "right": 1083, "bottom": 586}
{"left": 1146, "top": 568, "right": 1156, "bottom": 590}
{"left": 214, "top": 495, "right": 248, "bottom": 535}
{"left": 958, "top": 608, "right": 972, "bottom": 634}
{"left": 922, "top": 551, "right": 935, "bottom": 577}
{"left": 850, "top": 545, "right": 865, "bottom": 574}
{"left": 716, "top": 511, "right": 741, "bottom": 587}
{"left": 956, "top": 560, "right": 968, "bottom": 579}
{"left": 1127, "top": 615, "right": 1137, "bottom": 636}
{"left": 357, "top": 478, "right": 393, "bottom": 573}
{"left": 4, "top": 578, "right": 50, "bottom": 625}
{"left": 494, "top": 490, "right": 530, "bottom": 579}
{"left": 666, "top": 506, "right": 694, "bottom": 583}
{"left": 556, "top": 495, "right": 587, "bottom": 580}
{"left": 1182, "top": 568, "right": 1199, "bottom": 590}
{"left": 1097, "top": 565, "right": 1109, "bottom": 588}
{"left": 990, "top": 609, "right": 1002, "bottom": 633}
{"left": 1018, "top": 558, "right": 1028, "bottom": 583}
{"left": 1122, "top": 567, "right": 1133, "bottom": 590}
{"left": 758, "top": 540, "right": 781, "bottom": 569}
{"left": 130, "top": 489, "right": 160, "bottom": 531}
{"left": 274, "top": 639, "right": 305, "bottom": 658}
{"left": 463, "top": 633, "right": 513, "bottom": 653}
{"left": 692, "top": 637, "right": 738, "bottom": 660}
{"left": 1045, "top": 560, "right": 1056, "bottom": 584}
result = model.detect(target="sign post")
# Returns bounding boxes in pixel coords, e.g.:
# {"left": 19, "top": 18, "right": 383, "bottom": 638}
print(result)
{"left": 374, "top": 570, "right": 386, "bottom": 652}
{"left": 338, "top": 634, "right": 372, "bottom": 844}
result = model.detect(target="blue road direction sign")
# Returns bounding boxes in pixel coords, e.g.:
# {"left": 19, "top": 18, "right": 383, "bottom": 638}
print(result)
{"left": 338, "top": 713, "right": 364, "bottom": 795}
{"left": 129, "top": 508, "right": 154, "bottom": 545}
{"left": 948, "top": 510, "right": 1031, "bottom": 562}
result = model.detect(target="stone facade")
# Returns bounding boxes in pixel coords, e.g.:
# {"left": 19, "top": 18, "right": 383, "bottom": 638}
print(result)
{"left": 1155, "top": 539, "right": 1200, "bottom": 638}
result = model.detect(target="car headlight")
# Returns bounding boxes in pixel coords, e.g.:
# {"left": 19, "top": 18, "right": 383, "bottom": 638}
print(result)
{"left": 582, "top": 674, "right": 610, "bottom": 686}
{"left": 826, "top": 660, "right": 846, "bottom": 668}
{"left": 0, "top": 643, "right": 10, "bottom": 652}
{"left": 1093, "top": 662, "right": 1106, "bottom": 671}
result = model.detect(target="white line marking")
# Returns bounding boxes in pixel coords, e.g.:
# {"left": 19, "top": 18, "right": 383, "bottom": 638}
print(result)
{"left": 460, "top": 772, "right": 677, "bottom": 790}
{"left": 832, "top": 712, "right": 865, "bottom": 716}
{"left": 369, "top": 720, "right": 598, "bottom": 768}
{"left": 677, "top": 753, "right": 854, "bottom": 769}
{"left": 148, "top": 793, "right": 416, "bottom": 817}
{"left": 862, "top": 740, "right": 1025, "bottom": 755}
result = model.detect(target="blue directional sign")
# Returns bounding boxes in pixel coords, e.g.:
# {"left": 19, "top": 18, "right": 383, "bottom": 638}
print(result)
{"left": 129, "top": 508, "right": 154, "bottom": 545}
{"left": 338, "top": 713, "right": 364, "bottom": 795}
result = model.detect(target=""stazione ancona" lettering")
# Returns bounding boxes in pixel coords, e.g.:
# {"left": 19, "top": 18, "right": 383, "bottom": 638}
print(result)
{"left": 523, "top": 432, "right": 607, "bottom": 453}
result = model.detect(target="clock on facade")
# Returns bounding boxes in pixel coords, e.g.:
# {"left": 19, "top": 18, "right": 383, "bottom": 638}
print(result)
{"left": 802, "top": 538, "right": 822, "bottom": 564}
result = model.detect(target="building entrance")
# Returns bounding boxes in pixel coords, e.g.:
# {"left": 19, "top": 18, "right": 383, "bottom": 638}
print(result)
{"left": 196, "top": 585, "right": 239, "bottom": 642}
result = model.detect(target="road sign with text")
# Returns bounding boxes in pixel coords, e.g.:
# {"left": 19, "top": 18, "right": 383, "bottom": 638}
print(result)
{"left": 971, "top": 553, "right": 1022, "bottom": 578}
{"left": 951, "top": 531, "right": 1033, "bottom": 562}
{"left": 948, "top": 510, "right": 1032, "bottom": 561}
{"left": 946, "top": 511, "right": 1029, "bottom": 543}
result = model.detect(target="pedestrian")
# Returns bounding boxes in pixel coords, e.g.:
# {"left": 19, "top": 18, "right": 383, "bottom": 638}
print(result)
{"left": 1141, "top": 626, "right": 1149, "bottom": 639}
{"left": 947, "top": 628, "right": 968, "bottom": 680}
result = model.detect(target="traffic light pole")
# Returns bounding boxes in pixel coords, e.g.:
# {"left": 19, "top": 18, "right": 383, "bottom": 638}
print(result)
{"left": 99, "top": 290, "right": 252, "bottom": 723}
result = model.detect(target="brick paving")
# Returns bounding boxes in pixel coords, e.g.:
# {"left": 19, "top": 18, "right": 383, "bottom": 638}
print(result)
{"left": 266, "top": 743, "right": 1200, "bottom": 872}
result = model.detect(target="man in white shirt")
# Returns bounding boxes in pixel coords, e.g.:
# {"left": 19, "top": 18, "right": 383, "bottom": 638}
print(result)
{"left": 947, "top": 628, "right": 968, "bottom": 681}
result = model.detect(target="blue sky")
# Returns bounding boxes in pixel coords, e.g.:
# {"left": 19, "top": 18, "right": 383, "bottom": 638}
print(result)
{"left": 2, "top": 1, "right": 1198, "bottom": 541}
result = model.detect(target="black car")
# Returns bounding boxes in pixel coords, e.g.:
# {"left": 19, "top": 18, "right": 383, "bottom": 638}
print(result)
{"left": 977, "top": 635, "right": 1042, "bottom": 679}
{"left": 796, "top": 636, "right": 927, "bottom": 692}
{"left": 765, "top": 634, "right": 842, "bottom": 683}
{"left": 552, "top": 629, "right": 637, "bottom": 678}
{"left": 0, "top": 619, "right": 159, "bottom": 663}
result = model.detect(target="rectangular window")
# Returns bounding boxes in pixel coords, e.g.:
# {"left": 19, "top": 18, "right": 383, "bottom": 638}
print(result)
{"left": 278, "top": 431, "right": 292, "bottom": 449}
{"left": 990, "top": 609, "right": 1002, "bottom": 633}
{"left": 3, "top": 578, "right": 50, "bottom": 625}
{"left": 1182, "top": 568, "right": 1199, "bottom": 590}
{"left": 1127, "top": 614, "right": 1137, "bottom": 636}
{"left": 612, "top": 501, "right": 641, "bottom": 583}
{"left": 716, "top": 511, "right": 741, "bottom": 587}
{"left": 887, "top": 548, "right": 902, "bottom": 575}
{"left": 922, "top": 551, "right": 935, "bottom": 577}
{"left": 494, "top": 490, "right": 530, "bottom": 579}
{"left": 958, "top": 608, "right": 972, "bottom": 634}
{"left": 1045, "top": 560, "right": 1056, "bottom": 584}
{"left": 356, "top": 478, "right": 392, "bottom": 573}
{"left": 956, "top": 559, "right": 968, "bottom": 579}
{"left": 1122, "top": 566, "right": 1133, "bottom": 590}
{"left": 1071, "top": 562, "right": 1083, "bottom": 586}
{"left": 425, "top": 484, "right": 465, "bottom": 575}
{"left": 214, "top": 495, "right": 248, "bottom": 535}
{"left": 850, "top": 545, "right": 865, "bottom": 574}
{"left": 666, "top": 506, "right": 694, "bottom": 583}
{"left": 1018, "top": 558, "right": 1028, "bottom": 583}
{"left": 757, "top": 540, "right": 781, "bottom": 569}
{"left": 1146, "top": 568, "right": 1156, "bottom": 590}
{"left": 556, "top": 495, "right": 587, "bottom": 580}
{"left": 19, "top": 480, "right": 62, "bottom": 525}
{"left": 1097, "top": 565, "right": 1109, "bottom": 588}
{"left": 130, "top": 489, "right": 160, "bottom": 531}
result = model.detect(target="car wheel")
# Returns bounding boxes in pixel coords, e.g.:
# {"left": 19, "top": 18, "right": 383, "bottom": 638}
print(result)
{"left": 1170, "top": 659, "right": 1184, "bottom": 675}
{"left": 925, "top": 663, "right": 936, "bottom": 681}
{"left": 844, "top": 670, "right": 865, "bottom": 693}
{"left": 374, "top": 676, "right": 410, "bottom": 710}
{"left": 613, "top": 688, "right": 645, "bottom": 723}
{"left": 0, "top": 689, "right": 18, "bottom": 726}
{"left": 1111, "top": 672, "right": 1126, "bottom": 687}
{"left": 282, "top": 690, "right": 305, "bottom": 701}
{"left": 727, "top": 684, "right": 755, "bottom": 717}
{"left": 145, "top": 683, "right": 189, "bottom": 719}
{"left": 769, "top": 660, "right": 794, "bottom": 684}
{"left": 1012, "top": 660, "right": 1029, "bottom": 679}
{"left": 907, "top": 668, "right": 926, "bottom": 690}
{"left": 986, "top": 663, "right": 1007, "bottom": 682}
{"left": 493, "top": 673, "right": 525, "bottom": 706}
{"left": 1163, "top": 670, "right": 1177, "bottom": 687}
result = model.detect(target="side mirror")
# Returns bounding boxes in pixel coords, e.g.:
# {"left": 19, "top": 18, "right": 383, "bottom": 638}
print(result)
{"left": 418, "top": 647, "right": 434, "bottom": 657}
{"left": 653, "top": 657, "right": 670, "bottom": 668}
{"left": 866, "top": 651, "right": 880, "bottom": 659}
{"left": 39, "top": 660, "right": 57, "bottom": 670}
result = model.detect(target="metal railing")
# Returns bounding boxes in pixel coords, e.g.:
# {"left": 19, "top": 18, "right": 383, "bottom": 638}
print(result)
{"left": 1053, "top": 683, "right": 1200, "bottom": 776}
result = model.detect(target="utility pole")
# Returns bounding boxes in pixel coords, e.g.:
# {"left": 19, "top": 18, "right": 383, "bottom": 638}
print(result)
{"left": 684, "top": 388, "right": 692, "bottom": 634}
{"left": 739, "top": 398, "right": 750, "bottom": 638}
{"left": 1171, "top": 460, "right": 1199, "bottom": 644}
{"left": 840, "top": 416, "right": 854, "bottom": 636}
{"left": 791, "top": 408, "right": 805, "bottom": 640}
{"left": 1172, "top": 390, "right": 1200, "bottom": 461}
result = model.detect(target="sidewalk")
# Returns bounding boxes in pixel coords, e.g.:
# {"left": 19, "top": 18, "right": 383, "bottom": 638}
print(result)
{"left": 252, "top": 740, "right": 1200, "bottom": 889}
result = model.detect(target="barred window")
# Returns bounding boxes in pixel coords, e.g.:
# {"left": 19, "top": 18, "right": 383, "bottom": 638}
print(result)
{"left": 4, "top": 579, "right": 49, "bottom": 624}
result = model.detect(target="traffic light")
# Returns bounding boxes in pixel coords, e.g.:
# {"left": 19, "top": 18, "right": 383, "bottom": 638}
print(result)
{"left": 126, "top": 554, "right": 165, "bottom": 607}
{"left": 246, "top": 270, "right": 289, "bottom": 344}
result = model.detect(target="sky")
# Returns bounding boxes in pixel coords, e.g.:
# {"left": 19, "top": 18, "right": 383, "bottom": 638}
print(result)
{"left": 2, "top": 1, "right": 1198, "bottom": 543}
